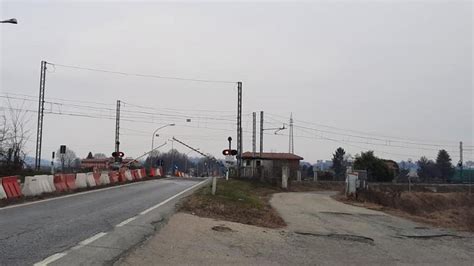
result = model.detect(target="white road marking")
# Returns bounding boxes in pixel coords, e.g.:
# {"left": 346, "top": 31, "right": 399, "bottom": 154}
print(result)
{"left": 31, "top": 178, "right": 207, "bottom": 265}
{"left": 33, "top": 252, "right": 67, "bottom": 266}
{"left": 0, "top": 178, "right": 173, "bottom": 211}
{"left": 78, "top": 232, "right": 107, "bottom": 246}
{"left": 116, "top": 216, "right": 137, "bottom": 227}
{"left": 140, "top": 179, "right": 209, "bottom": 215}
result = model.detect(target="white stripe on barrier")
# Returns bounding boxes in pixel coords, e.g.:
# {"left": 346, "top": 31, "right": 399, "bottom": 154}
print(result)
{"left": 85, "top": 173, "right": 96, "bottom": 187}
{"left": 75, "top": 173, "right": 88, "bottom": 188}
{"left": 124, "top": 170, "right": 133, "bottom": 181}
{"left": 99, "top": 172, "right": 110, "bottom": 185}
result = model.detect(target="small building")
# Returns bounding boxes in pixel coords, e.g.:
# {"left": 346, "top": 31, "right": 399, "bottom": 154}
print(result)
{"left": 241, "top": 152, "right": 303, "bottom": 180}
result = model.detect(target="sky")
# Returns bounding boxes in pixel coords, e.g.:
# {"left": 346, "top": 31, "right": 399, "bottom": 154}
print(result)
{"left": 1, "top": 0, "right": 473, "bottom": 164}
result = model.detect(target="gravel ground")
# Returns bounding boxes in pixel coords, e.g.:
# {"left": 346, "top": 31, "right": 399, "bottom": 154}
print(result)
{"left": 118, "top": 191, "right": 474, "bottom": 265}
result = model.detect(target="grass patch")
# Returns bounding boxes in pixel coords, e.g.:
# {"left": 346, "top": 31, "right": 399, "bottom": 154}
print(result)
{"left": 180, "top": 178, "right": 286, "bottom": 228}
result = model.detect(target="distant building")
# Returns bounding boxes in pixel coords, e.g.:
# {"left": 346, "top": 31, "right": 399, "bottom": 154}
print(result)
{"left": 241, "top": 152, "right": 303, "bottom": 180}
{"left": 80, "top": 157, "right": 136, "bottom": 170}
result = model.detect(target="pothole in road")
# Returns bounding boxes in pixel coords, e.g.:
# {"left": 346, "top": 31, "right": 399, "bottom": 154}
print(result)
{"left": 212, "top": 225, "right": 234, "bottom": 232}
{"left": 294, "top": 231, "right": 375, "bottom": 245}
{"left": 398, "top": 234, "right": 464, "bottom": 239}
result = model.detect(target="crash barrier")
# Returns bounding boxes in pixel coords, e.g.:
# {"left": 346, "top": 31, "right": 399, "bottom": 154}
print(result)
{"left": 108, "top": 171, "right": 120, "bottom": 183}
{"left": 92, "top": 172, "right": 101, "bottom": 185}
{"left": 54, "top": 174, "right": 68, "bottom": 192}
{"left": 0, "top": 183, "right": 6, "bottom": 199}
{"left": 150, "top": 168, "right": 163, "bottom": 177}
{"left": 123, "top": 170, "right": 133, "bottom": 181}
{"left": 22, "top": 175, "right": 55, "bottom": 196}
{"left": 75, "top": 173, "right": 88, "bottom": 188}
{"left": 2, "top": 176, "right": 22, "bottom": 198}
{"left": 1, "top": 167, "right": 164, "bottom": 202}
{"left": 63, "top": 174, "right": 76, "bottom": 190}
{"left": 99, "top": 172, "right": 110, "bottom": 185}
{"left": 86, "top": 173, "right": 97, "bottom": 187}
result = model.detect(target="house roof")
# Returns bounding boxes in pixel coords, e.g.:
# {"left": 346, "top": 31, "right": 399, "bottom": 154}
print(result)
{"left": 241, "top": 152, "right": 303, "bottom": 161}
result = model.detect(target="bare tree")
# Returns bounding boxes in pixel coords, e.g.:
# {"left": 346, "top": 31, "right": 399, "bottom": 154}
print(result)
{"left": 0, "top": 100, "right": 31, "bottom": 174}
{"left": 57, "top": 147, "right": 78, "bottom": 172}
{"left": 93, "top": 153, "right": 107, "bottom": 159}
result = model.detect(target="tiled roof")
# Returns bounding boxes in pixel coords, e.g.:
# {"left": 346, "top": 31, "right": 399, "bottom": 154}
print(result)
{"left": 241, "top": 152, "right": 303, "bottom": 160}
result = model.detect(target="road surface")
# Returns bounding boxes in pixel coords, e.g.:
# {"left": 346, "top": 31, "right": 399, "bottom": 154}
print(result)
{"left": 119, "top": 191, "right": 474, "bottom": 265}
{"left": 0, "top": 178, "right": 206, "bottom": 265}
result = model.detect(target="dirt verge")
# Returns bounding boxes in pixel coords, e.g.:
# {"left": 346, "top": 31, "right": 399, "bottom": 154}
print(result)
{"left": 339, "top": 189, "right": 474, "bottom": 232}
{"left": 179, "top": 178, "right": 287, "bottom": 228}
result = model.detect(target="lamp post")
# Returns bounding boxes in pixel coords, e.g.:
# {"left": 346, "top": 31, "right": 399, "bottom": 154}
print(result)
{"left": 0, "top": 18, "right": 18, "bottom": 24}
{"left": 151, "top": 123, "right": 175, "bottom": 151}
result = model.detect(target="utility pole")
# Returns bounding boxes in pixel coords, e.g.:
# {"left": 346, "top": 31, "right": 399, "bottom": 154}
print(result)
{"left": 237, "top": 81, "right": 242, "bottom": 177}
{"left": 35, "top": 61, "right": 47, "bottom": 170}
{"left": 459, "top": 141, "right": 463, "bottom": 181}
{"left": 252, "top": 112, "right": 256, "bottom": 157}
{"left": 260, "top": 111, "right": 264, "bottom": 157}
{"left": 289, "top": 113, "right": 294, "bottom": 154}
{"left": 115, "top": 100, "right": 121, "bottom": 162}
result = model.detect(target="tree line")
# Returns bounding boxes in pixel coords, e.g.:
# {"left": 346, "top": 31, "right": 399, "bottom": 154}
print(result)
{"left": 328, "top": 147, "right": 455, "bottom": 183}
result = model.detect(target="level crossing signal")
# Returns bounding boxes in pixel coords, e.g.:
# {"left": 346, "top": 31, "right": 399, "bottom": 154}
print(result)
{"left": 222, "top": 149, "right": 238, "bottom": 156}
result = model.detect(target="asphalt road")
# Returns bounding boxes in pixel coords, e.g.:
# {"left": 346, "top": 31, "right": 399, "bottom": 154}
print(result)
{"left": 0, "top": 178, "right": 203, "bottom": 266}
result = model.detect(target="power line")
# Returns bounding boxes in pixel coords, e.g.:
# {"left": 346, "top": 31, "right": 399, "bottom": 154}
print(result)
{"left": 266, "top": 112, "right": 468, "bottom": 147}
{"left": 49, "top": 62, "right": 238, "bottom": 84}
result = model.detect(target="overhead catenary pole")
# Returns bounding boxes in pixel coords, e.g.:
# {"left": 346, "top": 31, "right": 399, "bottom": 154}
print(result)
{"left": 35, "top": 61, "right": 47, "bottom": 170}
{"left": 260, "top": 111, "right": 264, "bottom": 157}
{"left": 459, "top": 141, "right": 463, "bottom": 180}
{"left": 237, "top": 81, "right": 242, "bottom": 177}
{"left": 252, "top": 112, "right": 256, "bottom": 157}
{"left": 115, "top": 100, "right": 121, "bottom": 161}
{"left": 289, "top": 113, "right": 294, "bottom": 154}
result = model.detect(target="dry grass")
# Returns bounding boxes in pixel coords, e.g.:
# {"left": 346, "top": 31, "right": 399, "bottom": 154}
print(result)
{"left": 179, "top": 178, "right": 287, "bottom": 228}
{"left": 352, "top": 189, "right": 474, "bottom": 232}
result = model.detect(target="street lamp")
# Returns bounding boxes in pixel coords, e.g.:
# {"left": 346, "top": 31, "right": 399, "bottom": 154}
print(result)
{"left": 151, "top": 123, "right": 175, "bottom": 151}
{"left": 0, "top": 18, "right": 18, "bottom": 24}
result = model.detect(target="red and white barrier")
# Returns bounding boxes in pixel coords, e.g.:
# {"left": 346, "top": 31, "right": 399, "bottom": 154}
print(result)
{"left": 75, "top": 173, "right": 88, "bottom": 188}
{"left": 64, "top": 174, "right": 76, "bottom": 190}
{"left": 2, "top": 176, "right": 22, "bottom": 198}
{"left": 54, "top": 174, "right": 68, "bottom": 192}
{"left": 108, "top": 171, "right": 120, "bottom": 183}
{"left": 22, "top": 175, "right": 55, "bottom": 196}
{"left": 99, "top": 172, "right": 110, "bottom": 185}
{"left": 123, "top": 170, "right": 133, "bottom": 181}
{"left": 0, "top": 183, "right": 6, "bottom": 199}
{"left": 85, "top": 173, "right": 96, "bottom": 187}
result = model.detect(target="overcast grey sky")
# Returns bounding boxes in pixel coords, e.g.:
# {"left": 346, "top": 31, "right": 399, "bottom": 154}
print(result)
{"left": 1, "top": 0, "right": 472, "bottom": 163}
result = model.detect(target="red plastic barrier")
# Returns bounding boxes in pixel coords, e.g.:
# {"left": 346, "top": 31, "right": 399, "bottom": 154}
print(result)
{"left": 158, "top": 167, "right": 163, "bottom": 177}
{"left": 64, "top": 174, "right": 76, "bottom": 190}
{"left": 1, "top": 176, "right": 22, "bottom": 198}
{"left": 149, "top": 168, "right": 156, "bottom": 177}
{"left": 131, "top": 169, "right": 139, "bottom": 180}
{"left": 140, "top": 168, "right": 147, "bottom": 178}
{"left": 93, "top": 173, "right": 101, "bottom": 185}
{"left": 54, "top": 174, "right": 68, "bottom": 192}
{"left": 108, "top": 171, "right": 119, "bottom": 183}
{"left": 118, "top": 169, "right": 127, "bottom": 182}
